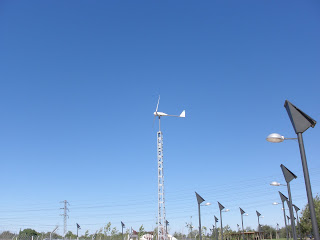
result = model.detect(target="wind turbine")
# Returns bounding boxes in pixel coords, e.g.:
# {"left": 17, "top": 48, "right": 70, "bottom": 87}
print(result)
{"left": 154, "top": 96, "right": 185, "bottom": 240}
{"left": 154, "top": 96, "right": 185, "bottom": 129}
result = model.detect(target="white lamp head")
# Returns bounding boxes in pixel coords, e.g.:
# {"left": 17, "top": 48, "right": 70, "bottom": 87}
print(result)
{"left": 272, "top": 202, "right": 279, "bottom": 205}
{"left": 270, "top": 181, "right": 281, "bottom": 186}
{"left": 266, "top": 133, "right": 285, "bottom": 143}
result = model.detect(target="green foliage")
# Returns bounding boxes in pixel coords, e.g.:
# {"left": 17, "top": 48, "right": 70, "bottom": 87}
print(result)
{"left": 202, "top": 226, "right": 207, "bottom": 236}
{"left": 153, "top": 227, "right": 158, "bottom": 240}
{"left": 138, "top": 225, "right": 145, "bottom": 238}
{"left": 104, "top": 222, "right": 112, "bottom": 237}
{"left": 19, "top": 229, "right": 39, "bottom": 239}
{"left": 0, "top": 231, "right": 15, "bottom": 239}
{"left": 278, "top": 226, "right": 288, "bottom": 239}
{"left": 260, "top": 225, "right": 277, "bottom": 239}
{"left": 111, "top": 227, "right": 118, "bottom": 237}
{"left": 173, "top": 232, "right": 186, "bottom": 239}
{"left": 300, "top": 194, "right": 320, "bottom": 236}
{"left": 65, "top": 231, "right": 77, "bottom": 238}
{"left": 245, "top": 227, "right": 254, "bottom": 232}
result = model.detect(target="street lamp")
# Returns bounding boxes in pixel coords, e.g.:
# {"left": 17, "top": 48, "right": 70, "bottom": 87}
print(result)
{"left": 267, "top": 100, "right": 319, "bottom": 240}
{"left": 121, "top": 221, "right": 125, "bottom": 240}
{"left": 202, "top": 202, "right": 212, "bottom": 206}
{"left": 266, "top": 133, "right": 297, "bottom": 143}
{"left": 280, "top": 164, "right": 298, "bottom": 240}
{"left": 165, "top": 220, "right": 169, "bottom": 235}
{"left": 271, "top": 166, "right": 298, "bottom": 240}
{"left": 256, "top": 211, "right": 262, "bottom": 240}
{"left": 195, "top": 192, "right": 206, "bottom": 240}
{"left": 76, "top": 223, "right": 81, "bottom": 240}
{"left": 240, "top": 208, "right": 246, "bottom": 240}
{"left": 214, "top": 216, "right": 219, "bottom": 240}
{"left": 218, "top": 202, "right": 229, "bottom": 240}
{"left": 270, "top": 181, "right": 286, "bottom": 186}
{"left": 293, "top": 204, "right": 302, "bottom": 240}
{"left": 278, "top": 192, "right": 289, "bottom": 240}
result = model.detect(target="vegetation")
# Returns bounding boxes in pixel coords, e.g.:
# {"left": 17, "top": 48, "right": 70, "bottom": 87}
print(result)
{"left": 3, "top": 197, "right": 319, "bottom": 240}
{"left": 300, "top": 194, "right": 320, "bottom": 237}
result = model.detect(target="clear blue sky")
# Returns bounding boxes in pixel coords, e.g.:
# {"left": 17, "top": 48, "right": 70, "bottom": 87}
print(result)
{"left": 1, "top": 0, "right": 320, "bottom": 236}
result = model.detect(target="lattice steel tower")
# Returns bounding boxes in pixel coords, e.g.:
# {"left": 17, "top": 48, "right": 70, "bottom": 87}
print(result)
{"left": 157, "top": 127, "right": 166, "bottom": 240}
{"left": 60, "top": 200, "right": 69, "bottom": 239}
{"left": 153, "top": 96, "right": 185, "bottom": 240}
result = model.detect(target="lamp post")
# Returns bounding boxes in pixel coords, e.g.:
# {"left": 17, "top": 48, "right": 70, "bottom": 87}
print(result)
{"left": 280, "top": 164, "right": 298, "bottom": 240}
{"left": 218, "top": 202, "right": 229, "bottom": 240}
{"left": 214, "top": 216, "right": 219, "bottom": 240}
{"left": 165, "top": 220, "right": 169, "bottom": 235}
{"left": 76, "top": 223, "right": 81, "bottom": 240}
{"left": 195, "top": 192, "right": 206, "bottom": 240}
{"left": 240, "top": 208, "right": 246, "bottom": 240}
{"left": 121, "top": 222, "right": 125, "bottom": 240}
{"left": 278, "top": 192, "right": 289, "bottom": 240}
{"left": 293, "top": 204, "right": 302, "bottom": 240}
{"left": 256, "top": 211, "right": 262, "bottom": 240}
{"left": 267, "top": 100, "right": 319, "bottom": 240}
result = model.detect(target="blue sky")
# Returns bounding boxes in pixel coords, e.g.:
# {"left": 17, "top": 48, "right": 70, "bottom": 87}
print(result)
{"left": 0, "top": 0, "right": 320, "bottom": 236}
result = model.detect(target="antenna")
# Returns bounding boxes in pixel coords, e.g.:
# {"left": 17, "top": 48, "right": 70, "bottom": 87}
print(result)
{"left": 154, "top": 96, "right": 185, "bottom": 240}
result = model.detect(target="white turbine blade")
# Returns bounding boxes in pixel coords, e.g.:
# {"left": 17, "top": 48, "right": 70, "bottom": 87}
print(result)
{"left": 155, "top": 95, "right": 160, "bottom": 113}
{"left": 179, "top": 110, "right": 185, "bottom": 118}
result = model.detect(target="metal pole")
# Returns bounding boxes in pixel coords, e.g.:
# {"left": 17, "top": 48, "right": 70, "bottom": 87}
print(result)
{"left": 286, "top": 182, "right": 297, "bottom": 240}
{"left": 198, "top": 203, "right": 202, "bottom": 240}
{"left": 241, "top": 214, "right": 244, "bottom": 240}
{"left": 282, "top": 202, "right": 289, "bottom": 240}
{"left": 258, "top": 216, "right": 261, "bottom": 240}
{"left": 257, "top": 216, "right": 260, "bottom": 240}
{"left": 297, "top": 133, "right": 320, "bottom": 240}
{"left": 295, "top": 209, "right": 302, "bottom": 240}
{"left": 220, "top": 210, "right": 223, "bottom": 240}
{"left": 122, "top": 225, "right": 124, "bottom": 240}
{"left": 215, "top": 220, "right": 218, "bottom": 240}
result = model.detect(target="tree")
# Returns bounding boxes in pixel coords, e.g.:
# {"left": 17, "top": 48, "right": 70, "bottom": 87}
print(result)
{"left": 300, "top": 194, "right": 320, "bottom": 237}
{"left": 260, "top": 225, "right": 276, "bottom": 239}
{"left": 173, "top": 232, "right": 186, "bottom": 239}
{"left": 66, "top": 231, "right": 77, "bottom": 239}
{"left": 278, "top": 227, "right": 288, "bottom": 239}
{"left": 19, "top": 229, "right": 39, "bottom": 239}
{"left": 152, "top": 227, "right": 158, "bottom": 240}
{"left": 185, "top": 222, "right": 194, "bottom": 238}
{"left": 97, "top": 228, "right": 104, "bottom": 240}
{"left": 138, "top": 225, "right": 145, "bottom": 239}
{"left": 104, "top": 222, "right": 112, "bottom": 240}
{"left": 245, "top": 227, "right": 254, "bottom": 232}
{"left": 111, "top": 227, "right": 118, "bottom": 239}
{"left": 0, "top": 231, "right": 15, "bottom": 239}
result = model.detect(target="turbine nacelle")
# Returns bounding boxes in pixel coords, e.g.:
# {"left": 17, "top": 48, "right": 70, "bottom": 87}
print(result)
{"left": 154, "top": 111, "right": 168, "bottom": 117}
{"left": 154, "top": 110, "right": 185, "bottom": 118}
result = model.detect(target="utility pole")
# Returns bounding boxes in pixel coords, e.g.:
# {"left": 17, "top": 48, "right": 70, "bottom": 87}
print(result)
{"left": 60, "top": 200, "right": 69, "bottom": 239}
